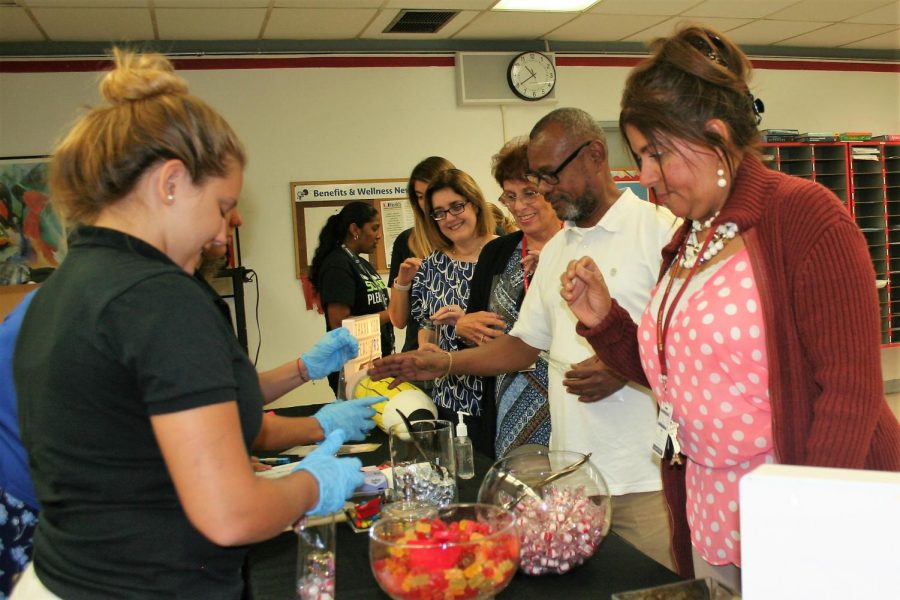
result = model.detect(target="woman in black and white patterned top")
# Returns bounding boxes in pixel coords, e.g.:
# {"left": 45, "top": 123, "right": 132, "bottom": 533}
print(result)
{"left": 410, "top": 169, "right": 496, "bottom": 442}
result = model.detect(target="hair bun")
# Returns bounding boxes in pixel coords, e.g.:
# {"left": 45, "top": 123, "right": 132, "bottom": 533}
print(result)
{"left": 100, "top": 48, "right": 188, "bottom": 104}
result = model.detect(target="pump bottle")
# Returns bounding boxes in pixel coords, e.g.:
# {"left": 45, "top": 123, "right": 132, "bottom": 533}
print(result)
{"left": 454, "top": 410, "right": 475, "bottom": 480}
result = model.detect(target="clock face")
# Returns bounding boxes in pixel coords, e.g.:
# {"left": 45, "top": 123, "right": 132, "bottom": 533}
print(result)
{"left": 507, "top": 52, "right": 556, "bottom": 101}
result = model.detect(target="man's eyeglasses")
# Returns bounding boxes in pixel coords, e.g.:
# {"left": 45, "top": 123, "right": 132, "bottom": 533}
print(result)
{"left": 430, "top": 199, "right": 470, "bottom": 221}
{"left": 499, "top": 188, "right": 542, "bottom": 207}
{"left": 525, "top": 140, "right": 592, "bottom": 186}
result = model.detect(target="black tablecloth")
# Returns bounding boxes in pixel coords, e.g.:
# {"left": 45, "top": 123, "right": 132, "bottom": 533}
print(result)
{"left": 247, "top": 405, "right": 681, "bottom": 599}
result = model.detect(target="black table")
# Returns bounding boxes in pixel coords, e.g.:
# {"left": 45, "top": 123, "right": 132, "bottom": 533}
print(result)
{"left": 247, "top": 406, "right": 681, "bottom": 599}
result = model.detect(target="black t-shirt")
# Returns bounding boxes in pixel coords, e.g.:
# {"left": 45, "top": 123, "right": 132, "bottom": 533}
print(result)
{"left": 318, "top": 246, "right": 393, "bottom": 359}
{"left": 15, "top": 226, "right": 264, "bottom": 599}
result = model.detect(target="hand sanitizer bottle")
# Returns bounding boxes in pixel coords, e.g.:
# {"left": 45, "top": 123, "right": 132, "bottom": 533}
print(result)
{"left": 454, "top": 410, "right": 475, "bottom": 480}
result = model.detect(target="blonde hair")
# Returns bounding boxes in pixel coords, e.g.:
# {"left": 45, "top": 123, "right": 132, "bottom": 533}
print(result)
{"left": 406, "top": 156, "right": 455, "bottom": 258}
{"left": 422, "top": 169, "right": 495, "bottom": 253}
{"left": 50, "top": 48, "right": 246, "bottom": 226}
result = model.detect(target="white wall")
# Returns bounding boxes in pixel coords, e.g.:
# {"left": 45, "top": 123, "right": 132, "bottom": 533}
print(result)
{"left": 2, "top": 55, "right": 898, "bottom": 405}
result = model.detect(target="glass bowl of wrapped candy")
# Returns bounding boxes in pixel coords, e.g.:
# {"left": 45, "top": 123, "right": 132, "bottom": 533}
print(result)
{"left": 369, "top": 503, "right": 520, "bottom": 600}
{"left": 478, "top": 449, "right": 611, "bottom": 576}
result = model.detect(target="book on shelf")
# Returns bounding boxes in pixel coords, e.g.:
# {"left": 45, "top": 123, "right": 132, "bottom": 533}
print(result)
{"left": 870, "top": 134, "right": 900, "bottom": 142}
{"left": 838, "top": 132, "right": 872, "bottom": 141}
{"left": 762, "top": 135, "right": 798, "bottom": 143}
{"left": 761, "top": 128, "right": 800, "bottom": 136}
{"left": 761, "top": 128, "right": 799, "bottom": 143}
{"left": 797, "top": 132, "right": 837, "bottom": 142}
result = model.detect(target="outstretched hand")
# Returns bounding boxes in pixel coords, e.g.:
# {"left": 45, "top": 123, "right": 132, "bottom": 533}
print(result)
{"left": 560, "top": 257, "right": 612, "bottom": 328}
{"left": 368, "top": 347, "right": 450, "bottom": 388}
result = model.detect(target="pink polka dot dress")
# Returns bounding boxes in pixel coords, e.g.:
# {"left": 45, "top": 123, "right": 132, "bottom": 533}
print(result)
{"left": 640, "top": 247, "right": 776, "bottom": 567}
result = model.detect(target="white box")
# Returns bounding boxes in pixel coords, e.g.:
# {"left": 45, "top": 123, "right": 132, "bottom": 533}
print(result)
{"left": 740, "top": 463, "right": 900, "bottom": 599}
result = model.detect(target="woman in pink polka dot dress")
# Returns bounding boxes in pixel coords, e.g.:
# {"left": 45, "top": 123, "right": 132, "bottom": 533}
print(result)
{"left": 560, "top": 25, "right": 900, "bottom": 591}
{"left": 640, "top": 248, "right": 775, "bottom": 572}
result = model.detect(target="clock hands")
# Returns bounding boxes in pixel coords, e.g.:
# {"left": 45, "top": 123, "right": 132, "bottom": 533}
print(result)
{"left": 519, "top": 71, "right": 537, "bottom": 85}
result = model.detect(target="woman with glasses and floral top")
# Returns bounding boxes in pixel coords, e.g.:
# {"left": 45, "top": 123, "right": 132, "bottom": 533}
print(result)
{"left": 410, "top": 169, "right": 496, "bottom": 444}
{"left": 453, "top": 138, "right": 562, "bottom": 457}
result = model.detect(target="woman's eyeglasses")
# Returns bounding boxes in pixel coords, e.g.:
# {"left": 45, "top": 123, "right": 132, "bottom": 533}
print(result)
{"left": 499, "top": 189, "right": 542, "bottom": 207}
{"left": 431, "top": 199, "right": 470, "bottom": 221}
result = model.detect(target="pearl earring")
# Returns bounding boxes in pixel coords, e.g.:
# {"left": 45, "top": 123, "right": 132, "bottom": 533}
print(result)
{"left": 716, "top": 167, "right": 727, "bottom": 189}
{"left": 354, "top": 233, "right": 359, "bottom": 240}
{"left": 166, "top": 193, "right": 175, "bottom": 204}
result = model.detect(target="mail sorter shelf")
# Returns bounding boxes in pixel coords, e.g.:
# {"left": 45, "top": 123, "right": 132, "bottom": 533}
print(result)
{"left": 763, "top": 141, "right": 897, "bottom": 345}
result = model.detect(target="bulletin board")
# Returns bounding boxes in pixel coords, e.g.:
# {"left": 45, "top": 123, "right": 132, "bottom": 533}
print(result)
{"left": 290, "top": 178, "right": 414, "bottom": 279}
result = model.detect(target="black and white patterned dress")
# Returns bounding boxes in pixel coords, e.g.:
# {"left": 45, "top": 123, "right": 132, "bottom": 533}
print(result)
{"left": 410, "top": 251, "right": 484, "bottom": 416}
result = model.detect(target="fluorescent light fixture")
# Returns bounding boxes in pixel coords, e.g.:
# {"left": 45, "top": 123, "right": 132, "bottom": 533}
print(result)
{"left": 493, "top": 0, "right": 599, "bottom": 11}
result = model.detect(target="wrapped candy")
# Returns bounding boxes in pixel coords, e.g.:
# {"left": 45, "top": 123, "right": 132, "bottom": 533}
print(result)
{"left": 514, "top": 485, "right": 608, "bottom": 575}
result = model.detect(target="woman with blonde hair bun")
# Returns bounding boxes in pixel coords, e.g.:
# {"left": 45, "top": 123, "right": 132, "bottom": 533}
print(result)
{"left": 13, "top": 50, "right": 374, "bottom": 598}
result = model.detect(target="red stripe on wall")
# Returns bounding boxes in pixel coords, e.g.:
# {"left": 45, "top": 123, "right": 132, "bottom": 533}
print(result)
{"left": 0, "top": 54, "right": 896, "bottom": 74}
{"left": 557, "top": 55, "right": 900, "bottom": 73}
{"left": 0, "top": 55, "right": 455, "bottom": 73}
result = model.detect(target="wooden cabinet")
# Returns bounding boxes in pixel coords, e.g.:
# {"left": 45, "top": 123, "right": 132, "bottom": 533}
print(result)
{"left": 762, "top": 142, "right": 897, "bottom": 346}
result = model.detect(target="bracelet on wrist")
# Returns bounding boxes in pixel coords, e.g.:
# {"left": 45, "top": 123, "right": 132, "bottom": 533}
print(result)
{"left": 393, "top": 281, "right": 411, "bottom": 291}
{"left": 442, "top": 350, "right": 453, "bottom": 378}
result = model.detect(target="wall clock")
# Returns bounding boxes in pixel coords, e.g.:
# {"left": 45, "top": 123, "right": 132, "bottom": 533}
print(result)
{"left": 507, "top": 51, "right": 556, "bottom": 101}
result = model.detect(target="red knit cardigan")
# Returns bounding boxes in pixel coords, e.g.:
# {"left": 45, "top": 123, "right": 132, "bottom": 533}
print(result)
{"left": 577, "top": 154, "right": 900, "bottom": 577}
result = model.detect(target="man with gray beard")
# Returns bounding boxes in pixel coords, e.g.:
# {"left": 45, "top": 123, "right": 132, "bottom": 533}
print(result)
{"left": 371, "top": 107, "right": 679, "bottom": 569}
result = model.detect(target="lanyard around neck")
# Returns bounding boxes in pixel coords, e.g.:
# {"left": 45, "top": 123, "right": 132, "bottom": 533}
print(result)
{"left": 521, "top": 236, "right": 530, "bottom": 293}
{"left": 655, "top": 227, "right": 718, "bottom": 382}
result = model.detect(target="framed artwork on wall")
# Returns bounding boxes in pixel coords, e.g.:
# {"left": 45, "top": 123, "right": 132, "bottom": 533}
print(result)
{"left": 0, "top": 156, "right": 66, "bottom": 284}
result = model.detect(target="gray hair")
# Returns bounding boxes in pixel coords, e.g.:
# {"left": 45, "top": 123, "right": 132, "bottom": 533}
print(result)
{"left": 529, "top": 107, "right": 608, "bottom": 149}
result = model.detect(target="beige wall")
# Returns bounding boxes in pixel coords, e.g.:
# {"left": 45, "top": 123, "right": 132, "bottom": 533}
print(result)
{"left": 2, "top": 55, "right": 898, "bottom": 406}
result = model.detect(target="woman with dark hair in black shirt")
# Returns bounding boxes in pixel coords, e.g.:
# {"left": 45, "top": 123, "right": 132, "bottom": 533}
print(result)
{"left": 310, "top": 201, "right": 393, "bottom": 395}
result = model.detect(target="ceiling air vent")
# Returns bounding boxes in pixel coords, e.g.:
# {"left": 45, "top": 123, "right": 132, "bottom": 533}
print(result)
{"left": 384, "top": 10, "right": 458, "bottom": 34}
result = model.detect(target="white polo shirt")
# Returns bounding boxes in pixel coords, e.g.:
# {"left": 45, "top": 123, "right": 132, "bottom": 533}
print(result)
{"left": 510, "top": 188, "right": 679, "bottom": 495}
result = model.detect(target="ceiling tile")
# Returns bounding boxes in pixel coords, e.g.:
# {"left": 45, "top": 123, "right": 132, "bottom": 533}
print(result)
{"left": 841, "top": 28, "right": 900, "bottom": 49}
{"left": 0, "top": 7, "right": 45, "bottom": 42}
{"left": 768, "top": 0, "right": 893, "bottom": 22}
{"left": 30, "top": 7, "right": 154, "bottom": 42}
{"left": 622, "top": 16, "right": 752, "bottom": 44}
{"left": 384, "top": 0, "right": 495, "bottom": 8}
{"left": 156, "top": 1, "right": 270, "bottom": 7}
{"left": 156, "top": 8, "right": 265, "bottom": 40}
{"left": 363, "top": 9, "right": 479, "bottom": 39}
{"left": 25, "top": 1, "right": 148, "bottom": 6}
{"left": 274, "top": 0, "right": 383, "bottom": 6}
{"left": 778, "top": 22, "right": 897, "bottom": 47}
{"left": 263, "top": 8, "right": 376, "bottom": 39}
{"left": 683, "top": 0, "right": 799, "bottom": 19}
{"left": 588, "top": 0, "right": 698, "bottom": 16}
{"left": 726, "top": 19, "right": 830, "bottom": 46}
{"left": 548, "top": 14, "right": 670, "bottom": 42}
{"left": 846, "top": 4, "right": 900, "bottom": 25}
{"left": 453, "top": 11, "right": 574, "bottom": 39}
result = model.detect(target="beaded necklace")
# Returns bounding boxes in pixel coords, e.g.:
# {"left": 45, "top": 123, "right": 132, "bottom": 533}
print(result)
{"left": 656, "top": 216, "right": 740, "bottom": 388}
{"left": 682, "top": 211, "right": 739, "bottom": 269}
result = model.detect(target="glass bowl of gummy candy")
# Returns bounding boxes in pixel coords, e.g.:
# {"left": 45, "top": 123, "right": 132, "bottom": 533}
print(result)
{"left": 477, "top": 449, "right": 612, "bottom": 576}
{"left": 369, "top": 503, "right": 520, "bottom": 600}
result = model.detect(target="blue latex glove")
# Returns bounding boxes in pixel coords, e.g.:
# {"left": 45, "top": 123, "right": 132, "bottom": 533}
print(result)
{"left": 300, "top": 327, "right": 358, "bottom": 380}
{"left": 313, "top": 396, "right": 385, "bottom": 442}
{"left": 293, "top": 429, "right": 363, "bottom": 516}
